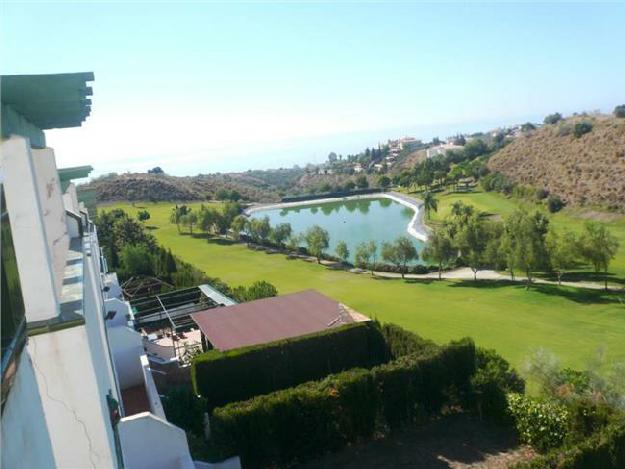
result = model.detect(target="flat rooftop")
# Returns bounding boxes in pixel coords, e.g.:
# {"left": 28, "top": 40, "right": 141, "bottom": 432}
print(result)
{"left": 191, "top": 289, "right": 369, "bottom": 352}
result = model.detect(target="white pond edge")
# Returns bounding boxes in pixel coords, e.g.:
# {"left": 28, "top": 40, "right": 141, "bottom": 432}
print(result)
{"left": 244, "top": 191, "right": 429, "bottom": 242}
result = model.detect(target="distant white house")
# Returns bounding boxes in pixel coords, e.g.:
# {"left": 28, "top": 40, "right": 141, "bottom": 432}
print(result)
{"left": 426, "top": 143, "right": 464, "bottom": 159}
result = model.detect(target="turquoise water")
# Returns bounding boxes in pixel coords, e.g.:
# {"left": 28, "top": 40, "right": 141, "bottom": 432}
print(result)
{"left": 250, "top": 198, "right": 424, "bottom": 264}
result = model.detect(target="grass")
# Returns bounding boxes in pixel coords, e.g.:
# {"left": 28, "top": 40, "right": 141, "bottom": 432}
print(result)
{"left": 102, "top": 200, "right": 625, "bottom": 372}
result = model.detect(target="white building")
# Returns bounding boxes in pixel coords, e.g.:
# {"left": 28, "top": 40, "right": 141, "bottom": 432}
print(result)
{"left": 1, "top": 73, "right": 239, "bottom": 469}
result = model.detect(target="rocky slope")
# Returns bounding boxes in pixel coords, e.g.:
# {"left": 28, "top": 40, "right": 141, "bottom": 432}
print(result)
{"left": 487, "top": 115, "right": 625, "bottom": 210}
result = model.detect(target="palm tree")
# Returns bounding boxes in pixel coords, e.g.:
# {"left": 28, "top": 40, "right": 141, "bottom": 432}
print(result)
{"left": 422, "top": 191, "right": 438, "bottom": 220}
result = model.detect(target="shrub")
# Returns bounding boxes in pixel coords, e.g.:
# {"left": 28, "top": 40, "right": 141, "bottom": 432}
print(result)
{"left": 192, "top": 322, "right": 389, "bottom": 410}
{"left": 513, "top": 422, "right": 625, "bottom": 469}
{"left": 547, "top": 194, "right": 565, "bottom": 213}
{"left": 210, "top": 339, "right": 476, "bottom": 466}
{"left": 614, "top": 104, "right": 625, "bottom": 118}
{"left": 558, "top": 123, "right": 574, "bottom": 137}
{"left": 379, "top": 323, "right": 437, "bottom": 359}
{"left": 535, "top": 187, "right": 549, "bottom": 200}
{"left": 544, "top": 113, "right": 563, "bottom": 125}
{"left": 470, "top": 348, "right": 525, "bottom": 421}
{"left": 507, "top": 393, "right": 570, "bottom": 451}
{"left": 573, "top": 121, "right": 593, "bottom": 138}
{"left": 162, "top": 386, "right": 207, "bottom": 435}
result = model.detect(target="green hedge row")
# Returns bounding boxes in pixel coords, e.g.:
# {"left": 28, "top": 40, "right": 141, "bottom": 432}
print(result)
{"left": 192, "top": 322, "right": 390, "bottom": 410}
{"left": 209, "top": 338, "right": 475, "bottom": 468}
{"left": 513, "top": 422, "right": 625, "bottom": 469}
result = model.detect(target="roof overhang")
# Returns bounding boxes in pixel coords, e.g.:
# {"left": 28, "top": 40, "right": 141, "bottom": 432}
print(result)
{"left": 1, "top": 72, "right": 94, "bottom": 148}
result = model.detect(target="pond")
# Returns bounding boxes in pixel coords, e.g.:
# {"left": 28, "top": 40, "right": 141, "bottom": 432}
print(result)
{"left": 249, "top": 197, "right": 425, "bottom": 264}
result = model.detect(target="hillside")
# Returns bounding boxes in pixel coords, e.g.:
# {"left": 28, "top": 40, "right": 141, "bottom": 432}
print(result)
{"left": 487, "top": 115, "right": 625, "bottom": 210}
{"left": 86, "top": 172, "right": 285, "bottom": 203}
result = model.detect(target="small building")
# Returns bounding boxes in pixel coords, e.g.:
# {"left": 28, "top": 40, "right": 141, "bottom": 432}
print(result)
{"left": 191, "top": 290, "right": 370, "bottom": 352}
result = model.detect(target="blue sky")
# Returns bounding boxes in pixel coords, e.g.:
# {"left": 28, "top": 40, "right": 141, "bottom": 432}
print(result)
{"left": 2, "top": 2, "right": 624, "bottom": 176}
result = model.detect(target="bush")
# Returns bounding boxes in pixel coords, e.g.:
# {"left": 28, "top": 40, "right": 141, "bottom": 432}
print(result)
{"left": 162, "top": 386, "right": 207, "bottom": 435}
{"left": 573, "top": 121, "right": 593, "bottom": 138}
{"left": 535, "top": 187, "right": 550, "bottom": 200}
{"left": 547, "top": 194, "right": 565, "bottom": 213}
{"left": 470, "top": 348, "right": 525, "bottom": 421}
{"left": 192, "top": 322, "right": 389, "bottom": 410}
{"left": 513, "top": 422, "right": 625, "bottom": 469}
{"left": 614, "top": 104, "right": 625, "bottom": 118}
{"left": 558, "top": 123, "right": 574, "bottom": 137}
{"left": 544, "top": 113, "right": 563, "bottom": 125}
{"left": 209, "top": 339, "right": 476, "bottom": 467}
{"left": 379, "top": 323, "right": 437, "bottom": 359}
{"left": 507, "top": 393, "right": 570, "bottom": 452}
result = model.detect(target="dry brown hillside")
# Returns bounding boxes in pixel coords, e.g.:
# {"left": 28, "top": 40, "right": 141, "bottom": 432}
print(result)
{"left": 487, "top": 115, "right": 625, "bottom": 210}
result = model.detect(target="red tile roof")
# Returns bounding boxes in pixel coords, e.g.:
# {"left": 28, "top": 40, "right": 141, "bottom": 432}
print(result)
{"left": 190, "top": 290, "right": 367, "bottom": 351}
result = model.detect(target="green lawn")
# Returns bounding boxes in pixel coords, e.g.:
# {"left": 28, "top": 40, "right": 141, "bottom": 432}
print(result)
{"left": 102, "top": 200, "right": 625, "bottom": 372}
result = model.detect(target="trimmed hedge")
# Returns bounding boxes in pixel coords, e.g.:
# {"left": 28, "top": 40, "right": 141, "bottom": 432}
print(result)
{"left": 192, "top": 322, "right": 390, "bottom": 410}
{"left": 513, "top": 422, "right": 625, "bottom": 469}
{"left": 209, "top": 338, "right": 476, "bottom": 467}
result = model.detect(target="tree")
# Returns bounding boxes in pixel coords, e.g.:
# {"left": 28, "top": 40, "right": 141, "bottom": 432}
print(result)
{"left": 286, "top": 234, "right": 301, "bottom": 253}
{"left": 327, "top": 152, "right": 338, "bottom": 163}
{"left": 521, "top": 122, "right": 536, "bottom": 132}
{"left": 502, "top": 209, "right": 550, "bottom": 288}
{"left": 170, "top": 205, "right": 189, "bottom": 233}
{"left": 335, "top": 241, "right": 350, "bottom": 264}
{"left": 355, "top": 175, "right": 369, "bottom": 189}
{"left": 230, "top": 215, "right": 248, "bottom": 241}
{"left": 613, "top": 104, "right": 625, "bottom": 118}
{"left": 546, "top": 229, "right": 578, "bottom": 285}
{"left": 199, "top": 207, "right": 218, "bottom": 237}
{"left": 250, "top": 216, "right": 271, "bottom": 244}
{"left": 422, "top": 229, "right": 455, "bottom": 280}
{"left": 579, "top": 222, "right": 619, "bottom": 290}
{"left": 543, "top": 113, "right": 563, "bottom": 125}
{"left": 147, "top": 166, "right": 164, "bottom": 174}
{"left": 271, "top": 223, "right": 292, "bottom": 248}
{"left": 137, "top": 210, "right": 150, "bottom": 223}
{"left": 180, "top": 211, "right": 198, "bottom": 235}
{"left": 381, "top": 236, "right": 418, "bottom": 279}
{"left": 463, "top": 139, "right": 489, "bottom": 159}
{"left": 422, "top": 191, "right": 438, "bottom": 220}
{"left": 344, "top": 180, "right": 356, "bottom": 191}
{"left": 304, "top": 225, "right": 330, "bottom": 263}
{"left": 232, "top": 280, "right": 278, "bottom": 302}
{"left": 456, "top": 215, "right": 489, "bottom": 280}
{"left": 354, "top": 241, "right": 375, "bottom": 273}
{"left": 119, "top": 244, "right": 155, "bottom": 278}
{"left": 377, "top": 175, "right": 391, "bottom": 190}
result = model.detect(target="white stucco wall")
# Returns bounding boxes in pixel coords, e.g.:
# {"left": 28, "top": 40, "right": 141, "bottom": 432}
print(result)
{"left": 29, "top": 325, "right": 117, "bottom": 468}
{"left": 0, "top": 136, "right": 60, "bottom": 322}
{"left": 104, "top": 297, "right": 132, "bottom": 327}
{"left": 118, "top": 413, "right": 194, "bottom": 469}
{"left": 108, "top": 326, "right": 145, "bottom": 390}
{"left": 31, "top": 147, "right": 70, "bottom": 296}
{"left": 1, "top": 352, "right": 56, "bottom": 469}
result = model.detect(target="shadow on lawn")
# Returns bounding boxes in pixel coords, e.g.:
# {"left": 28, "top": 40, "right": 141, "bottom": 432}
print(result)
{"left": 449, "top": 280, "right": 623, "bottom": 305}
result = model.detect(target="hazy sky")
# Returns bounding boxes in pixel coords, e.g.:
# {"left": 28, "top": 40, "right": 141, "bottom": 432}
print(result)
{"left": 2, "top": 2, "right": 624, "bottom": 176}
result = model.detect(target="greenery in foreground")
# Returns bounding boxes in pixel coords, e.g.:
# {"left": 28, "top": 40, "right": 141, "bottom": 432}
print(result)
{"left": 103, "top": 198, "right": 625, "bottom": 371}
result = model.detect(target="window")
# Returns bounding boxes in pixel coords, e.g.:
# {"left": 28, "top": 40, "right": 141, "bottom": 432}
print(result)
{"left": 1, "top": 185, "right": 27, "bottom": 410}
